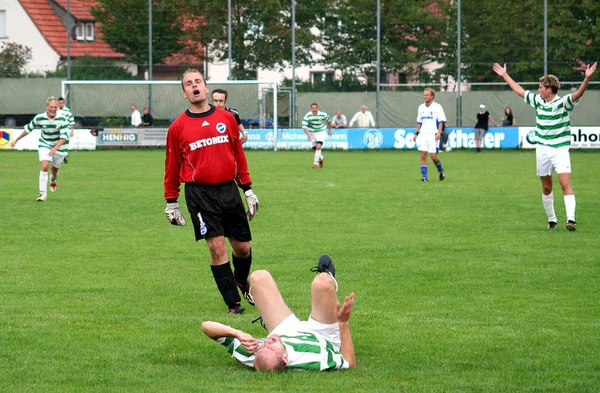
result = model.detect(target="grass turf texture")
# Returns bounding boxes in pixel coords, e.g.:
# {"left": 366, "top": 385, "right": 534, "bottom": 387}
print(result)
{"left": 1, "top": 149, "right": 599, "bottom": 393}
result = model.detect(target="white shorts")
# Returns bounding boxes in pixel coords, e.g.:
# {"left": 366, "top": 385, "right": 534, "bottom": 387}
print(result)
{"left": 311, "top": 131, "right": 327, "bottom": 147}
{"left": 416, "top": 133, "right": 437, "bottom": 154}
{"left": 270, "top": 313, "right": 341, "bottom": 351}
{"left": 38, "top": 148, "right": 67, "bottom": 168}
{"left": 536, "top": 144, "right": 571, "bottom": 176}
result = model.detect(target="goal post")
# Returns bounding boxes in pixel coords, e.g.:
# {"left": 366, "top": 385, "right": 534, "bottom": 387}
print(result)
{"left": 62, "top": 79, "right": 278, "bottom": 148}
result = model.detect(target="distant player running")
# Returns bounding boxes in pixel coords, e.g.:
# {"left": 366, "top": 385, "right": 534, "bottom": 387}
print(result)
{"left": 57, "top": 97, "right": 75, "bottom": 164}
{"left": 10, "top": 96, "right": 70, "bottom": 201}
{"left": 493, "top": 61, "right": 597, "bottom": 231}
{"left": 302, "top": 103, "right": 332, "bottom": 168}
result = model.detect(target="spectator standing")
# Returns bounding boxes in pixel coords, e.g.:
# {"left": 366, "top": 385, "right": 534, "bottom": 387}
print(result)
{"left": 349, "top": 105, "right": 375, "bottom": 128}
{"left": 164, "top": 69, "right": 259, "bottom": 314}
{"left": 142, "top": 107, "right": 154, "bottom": 126}
{"left": 501, "top": 107, "right": 515, "bottom": 126}
{"left": 331, "top": 110, "right": 348, "bottom": 128}
{"left": 493, "top": 61, "right": 597, "bottom": 231}
{"left": 130, "top": 105, "right": 142, "bottom": 127}
{"left": 474, "top": 104, "right": 499, "bottom": 152}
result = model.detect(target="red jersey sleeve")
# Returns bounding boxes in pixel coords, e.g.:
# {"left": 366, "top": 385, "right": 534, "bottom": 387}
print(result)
{"left": 164, "top": 118, "right": 183, "bottom": 200}
{"left": 228, "top": 116, "right": 251, "bottom": 188}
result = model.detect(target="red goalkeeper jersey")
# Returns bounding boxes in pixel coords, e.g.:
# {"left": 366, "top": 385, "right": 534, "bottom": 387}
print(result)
{"left": 164, "top": 106, "right": 251, "bottom": 200}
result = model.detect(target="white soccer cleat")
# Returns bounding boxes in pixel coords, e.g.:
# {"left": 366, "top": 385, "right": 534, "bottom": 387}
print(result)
{"left": 445, "top": 146, "right": 452, "bottom": 152}
{"left": 50, "top": 181, "right": 57, "bottom": 192}
{"left": 36, "top": 193, "right": 47, "bottom": 202}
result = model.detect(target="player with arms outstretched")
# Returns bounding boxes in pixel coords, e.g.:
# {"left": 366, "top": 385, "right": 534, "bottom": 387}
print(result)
{"left": 493, "top": 61, "right": 597, "bottom": 231}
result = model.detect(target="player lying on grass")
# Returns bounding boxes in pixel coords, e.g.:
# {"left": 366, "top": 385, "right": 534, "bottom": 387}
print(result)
{"left": 201, "top": 255, "right": 356, "bottom": 371}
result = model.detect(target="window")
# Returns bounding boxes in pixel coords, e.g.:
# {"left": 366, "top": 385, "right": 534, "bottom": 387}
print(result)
{"left": 85, "top": 23, "right": 94, "bottom": 41}
{"left": 75, "top": 23, "right": 84, "bottom": 40}
{"left": 311, "top": 71, "right": 334, "bottom": 85}
{"left": 0, "top": 10, "right": 6, "bottom": 38}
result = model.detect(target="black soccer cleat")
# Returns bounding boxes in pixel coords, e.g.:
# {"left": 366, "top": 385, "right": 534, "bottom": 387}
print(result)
{"left": 236, "top": 281, "right": 255, "bottom": 306}
{"left": 311, "top": 254, "right": 336, "bottom": 278}
{"left": 421, "top": 177, "right": 428, "bottom": 182}
{"left": 566, "top": 220, "right": 576, "bottom": 232}
{"left": 439, "top": 172, "right": 445, "bottom": 181}
{"left": 228, "top": 304, "right": 245, "bottom": 315}
{"left": 547, "top": 221, "right": 557, "bottom": 229}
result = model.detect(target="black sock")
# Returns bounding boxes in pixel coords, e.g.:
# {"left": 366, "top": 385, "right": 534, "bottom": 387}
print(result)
{"left": 211, "top": 262, "right": 241, "bottom": 307}
{"left": 232, "top": 249, "right": 252, "bottom": 284}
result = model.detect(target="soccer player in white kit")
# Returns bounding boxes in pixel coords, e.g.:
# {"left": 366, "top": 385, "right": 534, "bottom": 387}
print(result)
{"left": 414, "top": 88, "right": 446, "bottom": 182}
{"left": 493, "top": 62, "right": 597, "bottom": 231}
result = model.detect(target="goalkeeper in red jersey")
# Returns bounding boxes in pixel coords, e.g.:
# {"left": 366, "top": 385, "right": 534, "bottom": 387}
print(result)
{"left": 164, "top": 69, "right": 259, "bottom": 314}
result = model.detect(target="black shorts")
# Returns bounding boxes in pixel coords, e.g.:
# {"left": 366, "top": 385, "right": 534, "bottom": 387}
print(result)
{"left": 184, "top": 181, "right": 252, "bottom": 242}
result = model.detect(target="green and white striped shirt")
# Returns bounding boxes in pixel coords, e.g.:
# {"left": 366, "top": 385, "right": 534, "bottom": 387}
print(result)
{"left": 302, "top": 111, "right": 330, "bottom": 133}
{"left": 25, "top": 112, "right": 70, "bottom": 152}
{"left": 218, "top": 330, "right": 350, "bottom": 371}
{"left": 58, "top": 106, "right": 75, "bottom": 126}
{"left": 524, "top": 90, "right": 576, "bottom": 147}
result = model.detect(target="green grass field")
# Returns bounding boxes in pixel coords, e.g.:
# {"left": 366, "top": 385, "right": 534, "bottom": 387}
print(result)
{"left": 1, "top": 149, "right": 599, "bottom": 393}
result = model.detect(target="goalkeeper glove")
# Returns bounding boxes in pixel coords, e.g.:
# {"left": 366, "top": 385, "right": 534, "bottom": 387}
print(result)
{"left": 244, "top": 190, "right": 259, "bottom": 221}
{"left": 165, "top": 202, "right": 187, "bottom": 226}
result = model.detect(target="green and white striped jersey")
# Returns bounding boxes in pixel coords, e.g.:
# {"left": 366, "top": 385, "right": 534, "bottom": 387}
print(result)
{"left": 24, "top": 112, "right": 70, "bottom": 152}
{"left": 58, "top": 106, "right": 75, "bottom": 126}
{"left": 302, "top": 111, "right": 330, "bottom": 133}
{"left": 524, "top": 90, "right": 576, "bottom": 148}
{"left": 218, "top": 330, "right": 350, "bottom": 371}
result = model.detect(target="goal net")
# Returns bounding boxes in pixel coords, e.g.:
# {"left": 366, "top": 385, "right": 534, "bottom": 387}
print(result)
{"left": 62, "top": 79, "right": 278, "bottom": 133}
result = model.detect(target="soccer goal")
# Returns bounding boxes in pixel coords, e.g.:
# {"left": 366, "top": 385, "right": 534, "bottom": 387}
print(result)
{"left": 61, "top": 79, "right": 278, "bottom": 146}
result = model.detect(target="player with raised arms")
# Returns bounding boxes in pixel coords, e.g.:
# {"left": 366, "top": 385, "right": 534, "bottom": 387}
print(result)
{"left": 493, "top": 61, "right": 597, "bottom": 231}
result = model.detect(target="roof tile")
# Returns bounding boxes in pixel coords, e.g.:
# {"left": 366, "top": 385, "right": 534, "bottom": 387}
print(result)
{"left": 19, "top": 0, "right": 124, "bottom": 58}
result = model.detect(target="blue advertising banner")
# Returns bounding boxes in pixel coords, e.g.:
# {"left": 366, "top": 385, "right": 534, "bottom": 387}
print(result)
{"left": 347, "top": 127, "right": 520, "bottom": 150}
{"left": 244, "top": 128, "right": 348, "bottom": 150}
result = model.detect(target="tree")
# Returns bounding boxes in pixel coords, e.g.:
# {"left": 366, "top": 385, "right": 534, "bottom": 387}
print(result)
{"left": 45, "top": 55, "right": 136, "bottom": 80}
{"left": 319, "top": 0, "right": 447, "bottom": 83}
{"left": 437, "top": 0, "right": 600, "bottom": 86}
{"left": 91, "top": 0, "right": 189, "bottom": 67}
{"left": 184, "top": 0, "right": 334, "bottom": 79}
{"left": 0, "top": 42, "right": 32, "bottom": 77}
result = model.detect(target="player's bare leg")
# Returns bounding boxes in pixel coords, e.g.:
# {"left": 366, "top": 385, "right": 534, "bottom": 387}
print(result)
{"left": 249, "top": 270, "right": 292, "bottom": 333}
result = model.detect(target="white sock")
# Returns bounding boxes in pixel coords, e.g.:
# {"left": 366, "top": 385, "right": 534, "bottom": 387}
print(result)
{"left": 542, "top": 192, "right": 557, "bottom": 222}
{"left": 564, "top": 194, "right": 576, "bottom": 222}
{"left": 314, "top": 149, "right": 320, "bottom": 165}
{"left": 39, "top": 171, "right": 48, "bottom": 194}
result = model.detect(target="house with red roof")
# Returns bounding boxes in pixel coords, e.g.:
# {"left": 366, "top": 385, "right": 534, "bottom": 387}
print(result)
{"left": 0, "top": 0, "right": 203, "bottom": 78}
{"left": 1, "top": 0, "right": 132, "bottom": 74}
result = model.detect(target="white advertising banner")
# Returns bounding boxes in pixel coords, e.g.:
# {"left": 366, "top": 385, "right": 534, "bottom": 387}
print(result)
{"left": 10, "top": 129, "right": 97, "bottom": 151}
{"left": 519, "top": 126, "right": 600, "bottom": 149}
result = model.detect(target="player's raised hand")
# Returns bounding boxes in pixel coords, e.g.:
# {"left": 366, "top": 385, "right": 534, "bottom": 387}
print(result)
{"left": 336, "top": 292, "right": 356, "bottom": 324}
{"left": 493, "top": 63, "right": 507, "bottom": 77}
{"left": 585, "top": 62, "right": 597, "bottom": 78}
